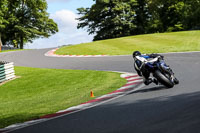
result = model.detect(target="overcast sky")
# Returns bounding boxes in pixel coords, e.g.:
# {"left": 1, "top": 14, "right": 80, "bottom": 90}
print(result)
{"left": 25, "top": 0, "right": 95, "bottom": 49}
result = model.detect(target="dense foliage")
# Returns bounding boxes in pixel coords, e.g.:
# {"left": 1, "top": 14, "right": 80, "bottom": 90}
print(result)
{"left": 0, "top": 0, "right": 58, "bottom": 49}
{"left": 77, "top": 0, "right": 200, "bottom": 41}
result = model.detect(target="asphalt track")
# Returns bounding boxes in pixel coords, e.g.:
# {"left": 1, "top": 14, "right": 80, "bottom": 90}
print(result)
{"left": 0, "top": 49, "right": 200, "bottom": 133}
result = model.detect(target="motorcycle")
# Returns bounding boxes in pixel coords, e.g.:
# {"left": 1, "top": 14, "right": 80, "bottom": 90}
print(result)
{"left": 134, "top": 55, "right": 179, "bottom": 88}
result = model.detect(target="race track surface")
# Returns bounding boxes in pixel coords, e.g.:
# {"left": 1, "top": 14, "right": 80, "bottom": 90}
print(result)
{"left": 0, "top": 49, "right": 200, "bottom": 133}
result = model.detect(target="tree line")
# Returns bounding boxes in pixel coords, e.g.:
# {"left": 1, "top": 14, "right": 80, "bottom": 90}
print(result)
{"left": 0, "top": 0, "right": 58, "bottom": 49}
{"left": 77, "top": 0, "right": 200, "bottom": 41}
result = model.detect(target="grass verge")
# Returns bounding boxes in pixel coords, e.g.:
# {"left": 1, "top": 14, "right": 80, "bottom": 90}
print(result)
{"left": 0, "top": 66, "right": 126, "bottom": 128}
{"left": 0, "top": 49, "right": 24, "bottom": 53}
{"left": 55, "top": 30, "right": 200, "bottom": 55}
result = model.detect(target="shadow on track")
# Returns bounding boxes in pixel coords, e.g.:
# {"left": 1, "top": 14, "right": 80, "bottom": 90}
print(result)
{"left": 131, "top": 85, "right": 168, "bottom": 94}
{"left": 9, "top": 88, "right": 200, "bottom": 133}
{"left": 100, "top": 90, "right": 200, "bottom": 133}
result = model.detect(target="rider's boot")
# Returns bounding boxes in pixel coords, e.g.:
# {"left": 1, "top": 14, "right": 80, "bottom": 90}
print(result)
{"left": 152, "top": 78, "right": 159, "bottom": 85}
{"left": 144, "top": 78, "right": 153, "bottom": 85}
{"left": 144, "top": 77, "right": 158, "bottom": 85}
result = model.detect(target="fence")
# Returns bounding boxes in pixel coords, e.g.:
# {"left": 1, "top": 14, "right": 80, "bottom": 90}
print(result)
{"left": 0, "top": 61, "right": 15, "bottom": 83}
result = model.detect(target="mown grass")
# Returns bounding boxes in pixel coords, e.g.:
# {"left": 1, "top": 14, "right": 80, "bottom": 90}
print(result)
{"left": 0, "top": 49, "right": 24, "bottom": 53}
{"left": 56, "top": 30, "right": 200, "bottom": 55}
{"left": 0, "top": 67, "right": 126, "bottom": 128}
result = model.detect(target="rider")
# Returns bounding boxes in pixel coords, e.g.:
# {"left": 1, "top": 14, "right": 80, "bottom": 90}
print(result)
{"left": 132, "top": 51, "right": 164, "bottom": 85}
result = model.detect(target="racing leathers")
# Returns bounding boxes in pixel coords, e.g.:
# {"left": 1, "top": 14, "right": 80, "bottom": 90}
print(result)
{"left": 133, "top": 54, "right": 164, "bottom": 85}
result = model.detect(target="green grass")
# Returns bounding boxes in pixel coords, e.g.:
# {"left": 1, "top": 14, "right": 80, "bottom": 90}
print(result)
{"left": 0, "top": 67, "right": 126, "bottom": 128}
{"left": 0, "top": 49, "right": 24, "bottom": 53}
{"left": 55, "top": 30, "right": 200, "bottom": 55}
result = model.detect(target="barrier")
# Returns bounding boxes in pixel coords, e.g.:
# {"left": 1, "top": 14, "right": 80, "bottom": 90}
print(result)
{"left": 0, "top": 61, "right": 15, "bottom": 83}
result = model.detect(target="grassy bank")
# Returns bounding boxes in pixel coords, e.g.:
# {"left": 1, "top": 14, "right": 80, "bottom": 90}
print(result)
{"left": 0, "top": 67, "right": 126, "bottom": 128}
{"left": 0, "top": 49, "right": 24, "bottom": 53}
{"left": 56, "top": 30, "right": 200, "bottom": 55}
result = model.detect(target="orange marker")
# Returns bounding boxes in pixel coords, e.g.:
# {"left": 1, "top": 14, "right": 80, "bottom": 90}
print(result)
{"left": 90, "top": 91, "right": 94, "bottom": 97}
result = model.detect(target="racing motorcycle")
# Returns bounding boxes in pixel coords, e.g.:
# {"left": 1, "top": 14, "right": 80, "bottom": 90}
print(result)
{"left": 133, "top": 53, "right": 179, "bottom": 88}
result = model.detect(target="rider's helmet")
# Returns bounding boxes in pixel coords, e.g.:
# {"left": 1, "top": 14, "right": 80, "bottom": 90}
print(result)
{"left": 132, "top": 51, "right": 141, "bottom": 58}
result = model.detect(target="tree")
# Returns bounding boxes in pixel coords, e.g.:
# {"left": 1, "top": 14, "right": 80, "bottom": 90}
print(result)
{"left": 2, "top": 0, "right": 58, "bottom": 49}
{"left": 77, "top": 0, "right": 200, "bottom": 41}
{"left": 77, "top": 0, "right": 137, "bottom": 41}
{"left": 134, "top": 0, "right": 149, "bottom": 34}
{"left": 183, "top": 0, "right": 200, "bottom": 30}
{"left": 146, "top": 0, "right": 184, "bottom": 33}
{"left": 0, "top": 0, "right": 8, "bottom": 49}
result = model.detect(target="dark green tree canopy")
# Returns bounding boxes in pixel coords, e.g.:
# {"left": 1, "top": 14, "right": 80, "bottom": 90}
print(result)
{"left": 0, "top": 0, "right": 8, "bottom": 47}
{"left": 0, "top": 0, "right": 58, "bottom": 49}
{"left": 77, "top": 0, "right": 138, "bottom": 41}
{"left": 77, "top": 0, "right": 200, "bottom": 41}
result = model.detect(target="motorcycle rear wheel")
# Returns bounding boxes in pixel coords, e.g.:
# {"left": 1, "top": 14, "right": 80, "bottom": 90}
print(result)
{"left": 154, "top": 70, "right": 174, "bottom": 88}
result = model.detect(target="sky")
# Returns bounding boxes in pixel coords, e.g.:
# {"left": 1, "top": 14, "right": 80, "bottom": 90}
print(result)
{"left": 25, "top": 0, "right": 95, "bottom": 49}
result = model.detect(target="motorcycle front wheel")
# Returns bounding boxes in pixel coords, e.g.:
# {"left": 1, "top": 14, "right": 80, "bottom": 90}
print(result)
{"left": 154, "top": 70, "right": 174, "bottom": 88}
